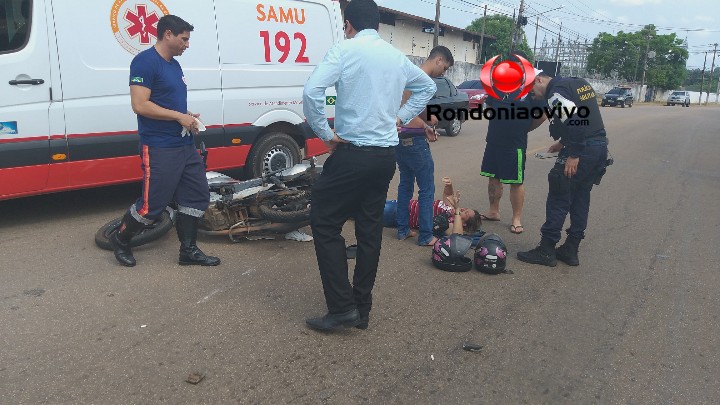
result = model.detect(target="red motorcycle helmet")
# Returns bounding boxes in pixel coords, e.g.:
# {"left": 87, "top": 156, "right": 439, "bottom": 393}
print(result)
{"left": 431, "top": 234, "right": 473, "bottom": 272}
{"left": 474, "top": 233, "right": 507, "bottom": 274}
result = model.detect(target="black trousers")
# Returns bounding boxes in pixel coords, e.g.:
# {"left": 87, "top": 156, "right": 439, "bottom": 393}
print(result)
{"left": 310, "top": 144, "right": 396, "bottom": 315}
{"left": 541, "top": 140, "right": 608, "bottom": 242}
{"left": 132, "top": 144, "right": 209, "bottom": 223}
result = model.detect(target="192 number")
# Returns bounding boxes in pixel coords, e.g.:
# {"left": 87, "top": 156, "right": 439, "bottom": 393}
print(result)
{"left": 260, "top": 30, "right": 309, "bottom": 63}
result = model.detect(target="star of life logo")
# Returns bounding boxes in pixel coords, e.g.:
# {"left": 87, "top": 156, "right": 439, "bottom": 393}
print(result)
{"left": 111, "top": 0, "right": 170, "bottom": 55}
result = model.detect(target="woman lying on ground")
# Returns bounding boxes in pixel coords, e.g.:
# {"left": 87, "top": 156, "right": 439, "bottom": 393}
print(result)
{"left": 383, "top": 176, "right": 481, "bottom": 245}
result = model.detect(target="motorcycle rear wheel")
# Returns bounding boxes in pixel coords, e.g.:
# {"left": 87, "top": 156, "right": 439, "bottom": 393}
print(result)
{"left": 95, "top": 209, "right": 174, "bottom": 251}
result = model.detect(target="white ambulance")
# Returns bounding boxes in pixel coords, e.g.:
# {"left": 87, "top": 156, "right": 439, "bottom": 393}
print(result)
{"left": 0, "top": 0, "right": 340, "bottom": 200}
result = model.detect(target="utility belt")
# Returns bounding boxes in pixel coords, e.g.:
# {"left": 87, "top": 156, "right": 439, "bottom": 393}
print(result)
{"left": 555, "top": 136, "right": 608, "bottom": 165}
{"left": 584, "top": 136, "right": 608, "bottom": 146}
{"left": 550, "top": 144, "right": 613, "bottom": 193}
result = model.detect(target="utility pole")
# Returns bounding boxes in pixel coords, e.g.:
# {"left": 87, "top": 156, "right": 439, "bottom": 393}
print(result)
{"left": 705, "top": 43, "right": 717, "bottom": 105}
{"left": 640, "top": 35, "right": 652, "bottom": 102}
{"left": 509, "top": 9, "right": 516, "bottom": 56}
{"left": 699, "top": 51, "right": 708, "bottom": 104}
{"left": 533, "top": 16, "right": 539, "bottom": 58}
{"left": 477, "top": 4, "right": 487, "bottom": 64}
{"left": 510, "top": 0, "right": 525, "bottom": 56}
{"left": 433, "top": 0, "right": 441, "bottom": 47}
{"left": 633, "top": 48, "right": 640, "bottom": 82}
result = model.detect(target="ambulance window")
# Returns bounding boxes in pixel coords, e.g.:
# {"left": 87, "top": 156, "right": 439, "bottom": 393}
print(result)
{"left": 0, "top": 0, "right": 30, "bottom": 53}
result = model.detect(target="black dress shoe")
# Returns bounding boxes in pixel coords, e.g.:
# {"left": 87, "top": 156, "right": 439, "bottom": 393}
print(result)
{"left": 306, "top": 309, "right": 360, "bottom": 331}
{"left": 110, "top": 232, "right": 136, "bottom": 267}
{"left": 355, "top": 313, "right": 369, "bottom": 330}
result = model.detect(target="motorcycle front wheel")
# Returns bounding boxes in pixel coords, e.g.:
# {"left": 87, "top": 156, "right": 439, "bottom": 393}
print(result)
{"left": 258, "top": 191, "right": 311, "bottom": 223}
{"left": 94, "top": 209, "right": 174, "bottom": 250}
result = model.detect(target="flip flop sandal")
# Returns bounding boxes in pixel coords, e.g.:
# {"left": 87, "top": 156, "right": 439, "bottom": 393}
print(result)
{"left": 480, "top": 214, "right": 501, "bottom": 221}
{"left": 346, "top": 244, "right": 357, "bottom": 259}
{"left": 510, "top": 225, "right": 524, "bottom": 234}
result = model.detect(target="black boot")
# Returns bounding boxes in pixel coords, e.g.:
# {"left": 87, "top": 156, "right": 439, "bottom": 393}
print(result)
{"left": 176, "top": 213, "right": 220, "bottom": 266}
{"left": 110, "top": 211, "right": 144, "bottom": 267}
{"left": 517, "top": 236, "right": 557, "bottom": 267}
{"left": 556, "top": 235, "right": 581, "bottom": 266}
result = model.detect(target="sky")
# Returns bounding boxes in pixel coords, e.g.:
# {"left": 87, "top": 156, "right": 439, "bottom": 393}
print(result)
{"left": 375, "top": 0, "right": 720, "bottom": 70}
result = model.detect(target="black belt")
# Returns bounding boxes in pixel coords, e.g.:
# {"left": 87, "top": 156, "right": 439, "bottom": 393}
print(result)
{"left": 335, "top": 143, "right": 395, "bottom": 154}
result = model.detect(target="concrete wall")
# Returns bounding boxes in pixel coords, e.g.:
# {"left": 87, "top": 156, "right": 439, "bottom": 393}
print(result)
{"left": 664, "top": 90, "right": 719, "bottom": 105}
{"left": 583, "top": 79, "right": 720, "bottom": 104}
{"left": 379, "top": 21, "right": 480, "bottom": 64}
{"left": 407, "top": 55, "right": 480, "bottom": 86}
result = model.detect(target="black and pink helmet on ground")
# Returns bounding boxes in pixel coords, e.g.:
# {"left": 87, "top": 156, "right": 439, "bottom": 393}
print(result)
{"left": 431, "top": 234, "right": 473, "bottom": 272}
{"left": 474, "top": 233, "right": 507, "bottom": 274}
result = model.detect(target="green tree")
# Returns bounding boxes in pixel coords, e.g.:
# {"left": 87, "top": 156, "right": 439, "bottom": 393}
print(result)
{"left": 587, "top": 25, "right": 688, "bottom": 89}
{"left": 466, "top": 14, "right": 533, "bottom": 64}
{"left": 684, "top": 67, "right": 719, "bottom": 92}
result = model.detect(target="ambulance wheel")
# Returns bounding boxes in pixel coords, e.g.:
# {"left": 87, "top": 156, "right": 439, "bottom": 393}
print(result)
{"left": 245, "top": 132, "right": 301, "bottom": 178}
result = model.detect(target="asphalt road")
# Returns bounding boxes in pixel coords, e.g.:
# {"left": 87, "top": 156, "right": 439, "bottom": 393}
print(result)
{"left": 1, "top": 104, "right": 719, "bottom": 403}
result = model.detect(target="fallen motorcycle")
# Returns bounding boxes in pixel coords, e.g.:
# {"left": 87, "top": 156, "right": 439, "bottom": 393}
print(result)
{"left": 95, "top": 154, "right": 320, "bottom": 250}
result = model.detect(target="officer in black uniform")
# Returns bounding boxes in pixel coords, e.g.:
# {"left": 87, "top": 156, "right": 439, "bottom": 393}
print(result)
{"left": 517, "top": 73, "right": 609, "bottom": 267}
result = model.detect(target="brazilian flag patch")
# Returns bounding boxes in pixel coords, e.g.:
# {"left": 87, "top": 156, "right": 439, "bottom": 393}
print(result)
{"left": 130, "top": 76, "right": 144, "bottom": 83}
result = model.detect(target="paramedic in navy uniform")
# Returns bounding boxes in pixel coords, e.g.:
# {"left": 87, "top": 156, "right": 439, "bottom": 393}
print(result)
{"left": 110, "top": 15, "right": 220, "bottom": 268}
{"left": 302, "top": 0, "right": 436, "bottom": 331}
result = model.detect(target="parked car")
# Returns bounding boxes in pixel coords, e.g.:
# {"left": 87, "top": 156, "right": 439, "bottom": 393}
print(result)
{"left": 457, "top": 79, "right": 488, "bottom": 109}
{"left": 601, "top": 87, "right": 633, "bottom": 107}
{"left": 428, "top": 77, "right": 470, "bottom": 137}
{"left": 667, "top": 90, "right": 691, "bottom": 107}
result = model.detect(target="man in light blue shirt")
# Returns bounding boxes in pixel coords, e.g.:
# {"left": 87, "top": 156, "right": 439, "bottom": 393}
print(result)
{"left": 302, "top": 0, "right": 436, "bottom": 332}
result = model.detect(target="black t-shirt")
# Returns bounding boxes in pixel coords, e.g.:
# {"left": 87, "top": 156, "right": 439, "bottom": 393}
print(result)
{"left": 485, "top": 96, "right": 544, "bottom": 149}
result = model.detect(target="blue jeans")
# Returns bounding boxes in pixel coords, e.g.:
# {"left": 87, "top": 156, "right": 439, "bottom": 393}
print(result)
{"left": 541, "top": 141, "right": 608, "bottom": 243}
{"left": 395, "top": 136, "right": 435, "bottom": 245}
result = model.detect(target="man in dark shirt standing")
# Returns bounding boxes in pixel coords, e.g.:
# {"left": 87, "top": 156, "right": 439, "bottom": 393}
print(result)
{"left": 479, "top": 66, "right": 545, "bottom": 234}
{"left": 110, "top": 15, "right": 220, "bottom": 268}
{"left": 517, "top": 73, "right": 609, "bottom": 267}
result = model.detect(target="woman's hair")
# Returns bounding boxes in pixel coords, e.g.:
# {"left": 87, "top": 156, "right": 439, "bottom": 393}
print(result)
{"left": 463, "top": 210, "right": 481, "bottom": 234}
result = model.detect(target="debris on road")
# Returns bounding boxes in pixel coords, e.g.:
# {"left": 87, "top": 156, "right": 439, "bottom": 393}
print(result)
{"left": 185, "top": 371, "right": 206, "bottom": 385}
{"left": 463, "top": 342, "right": 483, "bottom": 353}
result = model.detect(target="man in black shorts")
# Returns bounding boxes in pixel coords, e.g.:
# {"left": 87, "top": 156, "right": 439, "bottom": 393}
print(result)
{"left": 480, "top": 66, "right": 544, "bottom": 234}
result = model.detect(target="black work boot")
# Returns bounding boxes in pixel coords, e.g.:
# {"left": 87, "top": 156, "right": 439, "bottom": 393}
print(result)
{"left": 110, "top": 211, "right": 144, "bottom": 267}
{"left": 517, "top": 236, "right": 557, "bottom": 267}
{"left": 176, "top": 213, "right": 220, "bottom": 266}
{"left": 556, "top": 235, "right": 581, "bottom": 266}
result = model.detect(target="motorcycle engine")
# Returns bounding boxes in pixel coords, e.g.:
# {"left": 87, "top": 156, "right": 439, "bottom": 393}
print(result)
{"left": 201, "top": 202, "right": 235, "bottom": 231}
